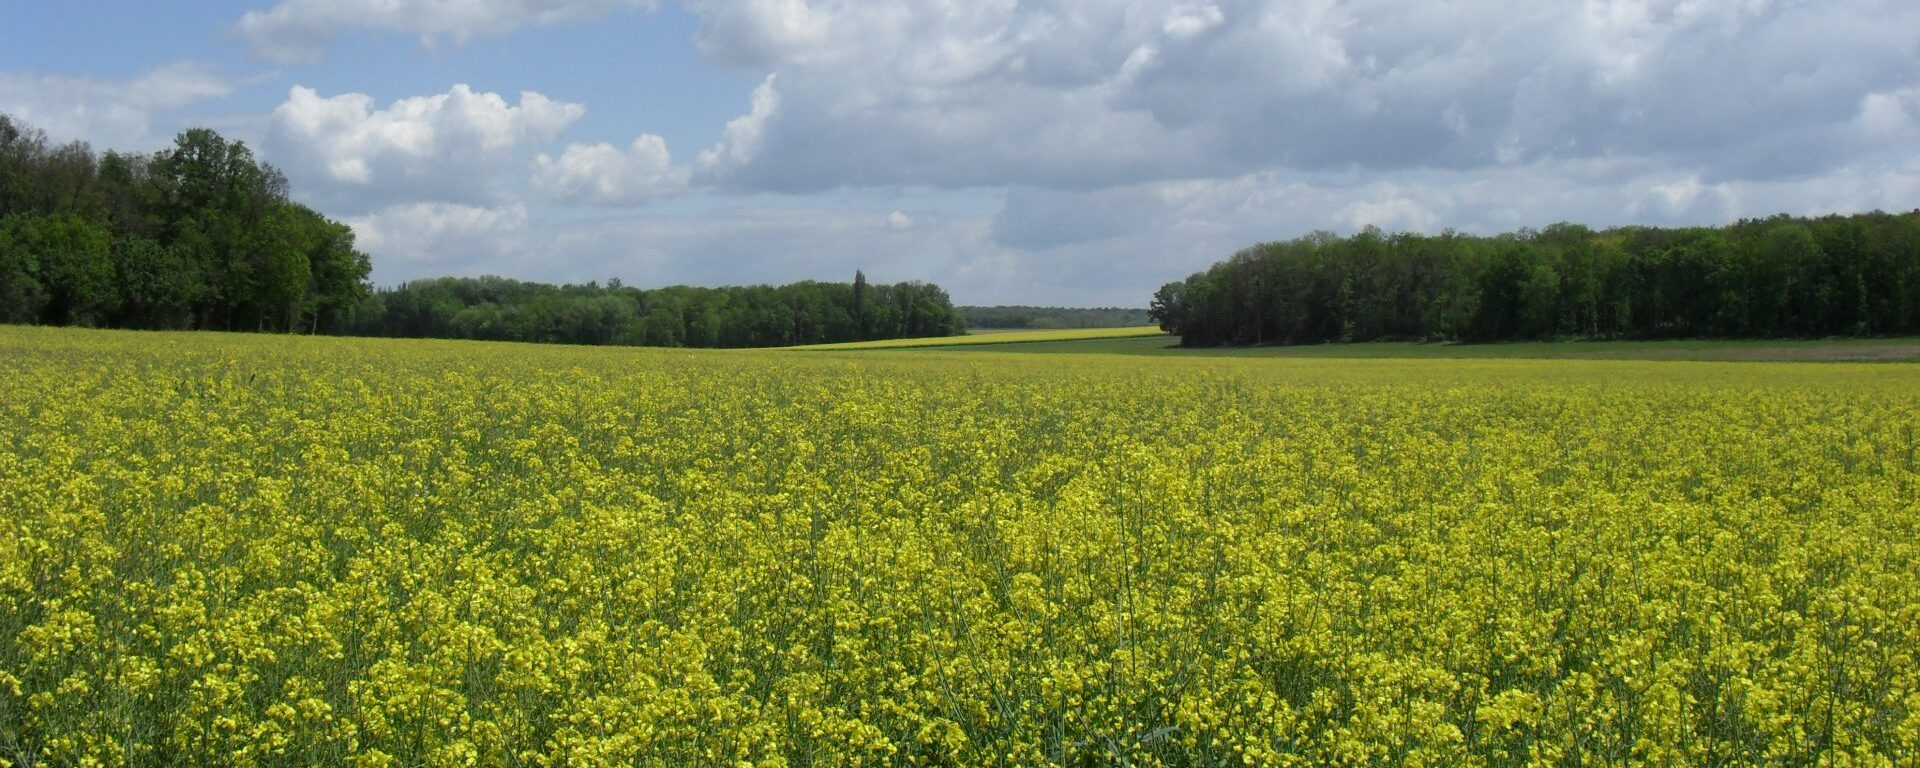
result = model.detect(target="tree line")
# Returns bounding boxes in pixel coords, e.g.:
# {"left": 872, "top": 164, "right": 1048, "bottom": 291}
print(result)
{"left": 342, "top": 271, "right": 966, "bottom": 348}
{"left": 1150, "top": 211, "right": 1920, "bottom": 346}
{"left": 0, "top": 114, "right": 372, "bottom": 333}
{"left": 0, "top": 113, "right": 970, "bottom": 349}
{"left": 958, "top": 305, "right": 1151, "bottom": 329}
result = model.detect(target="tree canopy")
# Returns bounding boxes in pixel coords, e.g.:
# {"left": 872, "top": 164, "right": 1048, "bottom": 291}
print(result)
{"left": 0, "top": 113, "right": 372, "bottom": 333}
{"left": 1151, "top": 212, "right": 1920, "bottom": 346}
{"left": 342, "top": 275, "right": 967, "bottom": 348}
{"left": 0, "top": 113, "right": 969, "bottom": 348}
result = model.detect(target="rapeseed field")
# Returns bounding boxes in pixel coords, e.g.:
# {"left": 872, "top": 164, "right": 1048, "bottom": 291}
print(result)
{"left": 1, "top": 326, "right": 1916, "bottom": 766}
{"left": 789, "top": 326, "right": 1166, "bottom": 350}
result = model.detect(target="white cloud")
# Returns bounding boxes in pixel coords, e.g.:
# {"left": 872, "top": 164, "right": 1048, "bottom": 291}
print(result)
{"left": 696, "top": 74, "right": 780, "bottom": 177}
{"left": 348, "top": 202, "right": 530, "bottom": 282}
{"left": 1338, "top": 187, "right": 1442, "bottom": 233}
{"left": 1639, "top": 176, "right": 1710, "bottom": 218}
{"left": 110, "top": 0, "right": 1915, "bottom": 309}
{"left": 1853, "top": 87, "right": 1920, "bottom": 142}
{"left": 238, "top": 0, "right": 658, "bottom": 63}
{"left": 1162, "top": 3, "right": 1225, "bottom": 41}
{"left": 339, "top": 144, "right": 1920, "bottom": 305}
{"left": 268, "top": 84, "right": 584, "bottom": 210}
{"left": 534, "top": 134, "right": 690, "bottom": 205}
{"left": 0, "top": 61, "right": 232, "bottom": 149}
{"left": 677, "top": 0, "right": 1920, "bottom": 191}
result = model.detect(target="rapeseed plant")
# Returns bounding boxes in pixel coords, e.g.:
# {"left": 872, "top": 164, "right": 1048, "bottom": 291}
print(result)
{"left": 0, "top": 326, "right": 1915, "bottom": 766}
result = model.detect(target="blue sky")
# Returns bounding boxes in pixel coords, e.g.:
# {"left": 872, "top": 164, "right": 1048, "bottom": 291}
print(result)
{"left": 4, "top": 1, "right": 1917, "bottom": 306}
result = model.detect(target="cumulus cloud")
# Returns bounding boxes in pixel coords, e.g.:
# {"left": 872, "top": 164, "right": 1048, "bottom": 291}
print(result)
{"left": 174, "top": 0, "right": 1920, "bottom": 307}
{"left": 678, "top": 0, "right": 1920, "bottom": 192}
{"left": 1336, "top": 187, "right": 1442, "bottom": 234}
{"left": 268, "top": 84, "right": 584, "bottom": 210}
{"left": 1161, "top": 3, "right": 1226, "bottom": 41}
{"left": 1852, "top": 86, "right": 1920, "bottom": 142}
{"left": 534, "top": 134, "right": 690, "bottom": 205}
{"left": 238, "top": 0, "right": 658, "bottom": 63}
{"left": 696, "top": 74, "right": 780, "bottom": 177}
{"left": 340, "top": 144, "right": 1920, "bottom": 305}
{"left": 348, "top": 202, "right": 531, "bottom": 282}
{"left": 0, "top": 61, "right": 232, "bottom": 149}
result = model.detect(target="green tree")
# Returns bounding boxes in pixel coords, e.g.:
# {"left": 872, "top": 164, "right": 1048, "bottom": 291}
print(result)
{"left": 852, "top": 269, "right": 870, "bottom": 339}
{"left": 111, "top": 237, "right": 202, "bottom": 329}
{"left": 0, "top": 215, "right": 49, "bottom": 323}
{"left": 298, "top": 211, "right": 372, "bottom": 333}
{"left": 148, "top": 128, "right": 286, "bottom": 329}
{"left": 4, "top": 213, "right": 114, "bottom": 325}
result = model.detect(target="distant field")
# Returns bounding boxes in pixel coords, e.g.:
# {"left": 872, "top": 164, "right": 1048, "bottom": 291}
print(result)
{"left": 924, "top": 333, "right": 1920, "bottom": 361}
{"left": 788, "top": 324, "right": 1165, "bottom": 349}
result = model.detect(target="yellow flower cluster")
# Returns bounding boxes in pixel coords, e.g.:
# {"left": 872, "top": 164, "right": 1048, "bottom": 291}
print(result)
{"left": 1, "top": 326, "right": 1916, "bottom": 766}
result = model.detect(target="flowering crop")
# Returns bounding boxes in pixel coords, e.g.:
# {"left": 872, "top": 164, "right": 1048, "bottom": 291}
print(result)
{"left": 790, "top": 326, "right": 1165, "bottom": 350}
{"left": 1, "top": 326, "right": 1916, "bottom": 766}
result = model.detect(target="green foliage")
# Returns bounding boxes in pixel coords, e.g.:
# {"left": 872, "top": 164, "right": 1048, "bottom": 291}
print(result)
{"left": 1154, "top": 212, "right": 1920, "bottom": 346}
{"left": 109, "top": 238, "right": 202, "bottom": 329}
{"left": 0, "top": 113, "right": 373, "bottom": 334}
{"left": 0, "top": 213, "right": 113, "bottom": 326}
{"left": 0, "top": 218, "right": 49, "bottom": 324}
{"left": 341, "top": 275, "right": 967, "bottom": 348}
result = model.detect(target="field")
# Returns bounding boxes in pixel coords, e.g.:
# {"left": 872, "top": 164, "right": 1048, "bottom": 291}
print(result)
{"left": 863, "top": 334, "right": 1920, "bottom": 362}
{"left": 787, "top": 325, "right": 1165, "bottom": 350}
{"left": 3, "top": 326, "right": 1918, "bottom": 766}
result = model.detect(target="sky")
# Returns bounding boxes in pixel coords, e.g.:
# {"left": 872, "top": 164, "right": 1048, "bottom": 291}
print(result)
{"left": 2, "top": 1, "right": 1917, "bottom": 307}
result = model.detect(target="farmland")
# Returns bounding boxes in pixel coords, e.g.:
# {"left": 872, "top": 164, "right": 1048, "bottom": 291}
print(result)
{"left": 2, "top": 325, "right": 1918, "bottom": 766}
{"left": 914, "top": 334, "right": 1920, "bottom": 362}
{"left": 789, "top": 325, "right": 1166, "bottom": 350}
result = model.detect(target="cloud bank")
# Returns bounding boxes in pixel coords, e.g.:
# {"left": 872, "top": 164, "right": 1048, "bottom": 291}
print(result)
{"left": 217, "top": 0, "right": 1920, "bottom": 304}
{"left": 0, "top": 62, "right": 233, "bottom": 149}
